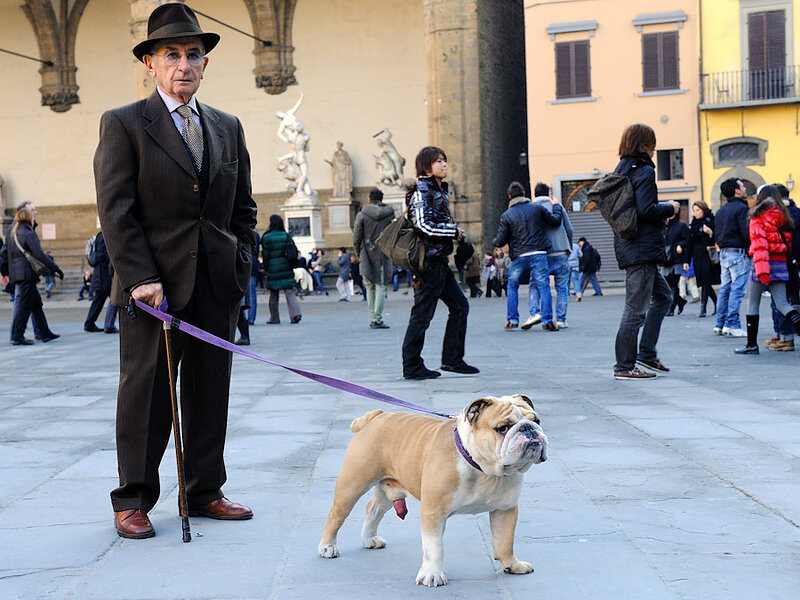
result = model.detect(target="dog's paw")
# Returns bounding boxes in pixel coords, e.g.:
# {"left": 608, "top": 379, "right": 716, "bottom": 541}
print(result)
{"left": 318, "top": 542, "right": 339, "bottom": 558}
{"left": 415, "top": 563, "right": 448, "bottom": 587}
{"left": 503, "top": 560, "right": 534, "bottom": 575}
{"left": 362, "top": 535, "right": 387, "bottom": 549}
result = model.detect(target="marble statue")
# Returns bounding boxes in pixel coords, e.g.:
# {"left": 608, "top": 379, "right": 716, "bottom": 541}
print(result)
{"left": 325, "top": 141, "right": 353, "bottom": 198}
{"left": 372, "top": 128, "right": 405, "bottom": 187}
{"left": 276, "top": 94, "right": 314, "bottom": 197}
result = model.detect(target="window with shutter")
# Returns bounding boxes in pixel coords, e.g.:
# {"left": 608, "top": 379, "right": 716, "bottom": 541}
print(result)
{"left": 554, "top": 40, "right": 591, "bottom": 99}
{"left": 748, "top": 10, "right": 786, "bottom": 99}
{"left": 642, "top": 31, "right": 679, "bottom": 92}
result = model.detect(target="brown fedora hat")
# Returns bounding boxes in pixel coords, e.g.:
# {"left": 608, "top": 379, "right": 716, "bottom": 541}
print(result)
{"left": 132, "top": 3, "right": 220, "bottom": 62}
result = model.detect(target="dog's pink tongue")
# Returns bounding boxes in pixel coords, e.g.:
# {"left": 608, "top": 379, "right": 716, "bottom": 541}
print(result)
{"left": 393, "top": 499, "right": 408, "bottom": 520}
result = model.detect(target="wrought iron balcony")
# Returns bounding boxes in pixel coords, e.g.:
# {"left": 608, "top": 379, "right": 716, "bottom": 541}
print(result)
{"left": 700, "top": 65, "right": 800, "bottom": 109}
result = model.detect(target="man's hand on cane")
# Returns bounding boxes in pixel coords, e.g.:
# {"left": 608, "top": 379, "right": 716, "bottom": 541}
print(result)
{"left": 132, "top": 282, "right": 164, "bottom": 308}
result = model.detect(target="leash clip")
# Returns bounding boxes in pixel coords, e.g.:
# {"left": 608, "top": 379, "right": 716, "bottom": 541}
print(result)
{"left": 127, "top": 297, "right": 137, "bottom": 320}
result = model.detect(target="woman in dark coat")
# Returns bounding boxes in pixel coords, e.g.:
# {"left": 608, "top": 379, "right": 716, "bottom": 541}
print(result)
{"left": 7, "top": 202, "right": 62, "bottom": 344}
{"left": 664, "top": 213, "right": 690, "bottom": 316}
{"left": 684, "top": 200, "right": 720, "bottom": 318}
{"left": 260, "top": 214, "right": 301, "bottom": 324}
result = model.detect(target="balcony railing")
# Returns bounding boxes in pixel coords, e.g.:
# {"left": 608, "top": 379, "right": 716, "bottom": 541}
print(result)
{"left": 701, "top": 66, "right": 800, "bottom": 108}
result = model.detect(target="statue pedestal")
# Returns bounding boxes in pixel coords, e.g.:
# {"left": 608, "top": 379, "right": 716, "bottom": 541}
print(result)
{"left": 280, "top": 193, "right": 324, "bottom": 259}
{"left": 326, "top": 196, "right": 359, "bottom": 234}
{"left": 379, "top": 185, "right": 408, "bottom": 218}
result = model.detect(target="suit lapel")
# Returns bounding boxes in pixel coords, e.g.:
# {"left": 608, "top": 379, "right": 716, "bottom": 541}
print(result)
{"left": 198, "top": 102, "right": 224, "bottom": 186}
{"left": 142, "top": 91, "right": 195, "bottom": 178}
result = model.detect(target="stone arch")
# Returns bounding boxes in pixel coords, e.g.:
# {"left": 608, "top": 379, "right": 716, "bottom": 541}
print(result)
{"left": 243, "top": 0, "right": 298, "bottom": 94}
{"left": 22, "top": 0, "right": 91, "bottom": 112}
{"left": 709, "top": 166, "right": 766, "bottom": 209}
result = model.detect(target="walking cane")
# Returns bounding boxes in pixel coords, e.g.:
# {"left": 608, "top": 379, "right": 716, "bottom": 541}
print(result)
{"left": 163, "top": 320, "right": 192, "bottom": 543}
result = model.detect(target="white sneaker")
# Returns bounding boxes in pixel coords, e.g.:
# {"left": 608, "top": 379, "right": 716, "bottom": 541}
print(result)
{"left": 556, "top": 321, "right": 568, "bottom": 329}
{"left": 722, "top": 326, "right": 746, "bottom": 337}
{"left": 713, "top": 327, "right": 722, "bottom": 335}
{"left": 521, "top": 314, "right": 542, "bottom": 330}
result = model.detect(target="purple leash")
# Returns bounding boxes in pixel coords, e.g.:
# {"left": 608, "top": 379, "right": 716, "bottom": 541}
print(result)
{"left": 133, "top": 299, "right": 453, "bottom": 419}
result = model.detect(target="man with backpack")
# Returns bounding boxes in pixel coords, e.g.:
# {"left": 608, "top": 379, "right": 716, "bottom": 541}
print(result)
{"left": 83, "top": 230, "right": 118, "bottom": 333}
{"left": 577, "top": 237, "right": 603, "bottom": 299}
{"left": 610, "top": 124, "right": 679, "bottom": 380}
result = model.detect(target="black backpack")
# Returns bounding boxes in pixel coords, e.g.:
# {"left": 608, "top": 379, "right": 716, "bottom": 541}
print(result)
{"left": 587, "top": 173, "right": 638, "bottom": 240}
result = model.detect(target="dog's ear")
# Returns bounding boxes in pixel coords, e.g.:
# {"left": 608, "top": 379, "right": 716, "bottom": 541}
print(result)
{"left": 514, "top": 394, "right": 535, "bottom": 410}
{"left": 512, "top": 394, "right": 540, "bottom": 423}
{"left": 464, "top": 397, "right": 493, "bottom": 425}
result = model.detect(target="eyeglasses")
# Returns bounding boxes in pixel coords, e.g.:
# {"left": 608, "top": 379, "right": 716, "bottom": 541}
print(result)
{"left": 152, "top": 50, "right": 205, "bottom": 67}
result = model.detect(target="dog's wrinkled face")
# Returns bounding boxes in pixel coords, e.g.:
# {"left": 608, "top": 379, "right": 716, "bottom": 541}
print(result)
{"left": 458, "top": 395, "right": 548, "bottom": 476}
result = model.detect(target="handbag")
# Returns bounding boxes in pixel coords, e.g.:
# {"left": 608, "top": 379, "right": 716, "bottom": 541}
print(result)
{"left": 12, "top": 229, "right": 49, "bottom": 276}
{"left": 376, "top": 213, "right": 426, "bottom": 273}
{"left": 284, "top": 234, "right": 299, "bottom": 269}
{"left": 706, "top": 246, "right": 720, "bottom": 265}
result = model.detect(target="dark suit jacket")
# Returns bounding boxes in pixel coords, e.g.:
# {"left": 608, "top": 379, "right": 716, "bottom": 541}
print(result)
{"left": 94, "top": 90, "right": 257, "bottom": 311}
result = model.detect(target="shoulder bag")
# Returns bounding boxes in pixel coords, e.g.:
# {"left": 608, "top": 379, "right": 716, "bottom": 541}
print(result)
{"left": 12, "top": 230, "right": 48, "bottom": 276}
{"left": 706, "top": 246, "right": 720, "bottom": 265}
{"left": 376, "top": 213, "right": 426, "bottom": 273}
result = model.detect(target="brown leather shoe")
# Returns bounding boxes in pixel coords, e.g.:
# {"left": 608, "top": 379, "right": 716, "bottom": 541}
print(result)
{"left": 188, "top": 497, "right": 253, "bottom": 520}
{"left": 114, "top": 509, "right": 155, "bottom": 539}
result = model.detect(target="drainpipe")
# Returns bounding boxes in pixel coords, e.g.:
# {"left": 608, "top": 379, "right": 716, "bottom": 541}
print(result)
{"left": 696, "top": 0, "right": 706, "bottom": 206}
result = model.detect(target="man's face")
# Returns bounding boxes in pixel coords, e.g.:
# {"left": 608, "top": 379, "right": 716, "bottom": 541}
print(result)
{"left": 734, "top": 180, "right": 746, "bottom": 198}
{"left": 143, "top": 38, "right": 207, "bottom": 103}
{"left": 26, "top": 203, "right": 38, "bottom": 222}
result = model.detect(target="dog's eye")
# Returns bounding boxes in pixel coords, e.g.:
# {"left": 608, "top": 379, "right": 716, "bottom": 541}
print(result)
{"left": 495, "top": 424, "right": 510, "bottom": 435}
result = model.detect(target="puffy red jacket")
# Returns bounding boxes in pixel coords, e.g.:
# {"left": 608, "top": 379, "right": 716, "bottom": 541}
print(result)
{"left": 748, "top": 203, "right": 792, "bottom": 283}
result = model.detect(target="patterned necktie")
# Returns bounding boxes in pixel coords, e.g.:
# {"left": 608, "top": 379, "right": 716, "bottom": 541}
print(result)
{"left": 176, "top": 104, "right": 203, "bottom": 172}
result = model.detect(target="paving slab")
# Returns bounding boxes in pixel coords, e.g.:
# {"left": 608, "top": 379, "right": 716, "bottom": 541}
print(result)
{"left": 1, "top": 288, "right": 799, "bottom": 600}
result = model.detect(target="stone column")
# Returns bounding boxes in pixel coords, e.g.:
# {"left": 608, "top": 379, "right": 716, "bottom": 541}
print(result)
{"left": 423, "top": 0, "right": 482, "bottom": 242}
{"left": 129, "top": 0, "right": 177, "bottom": 99}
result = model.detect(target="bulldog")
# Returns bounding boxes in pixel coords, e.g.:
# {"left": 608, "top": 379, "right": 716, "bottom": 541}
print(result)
{"left": 318, "top": 394, "right": 548, "bottom": 587}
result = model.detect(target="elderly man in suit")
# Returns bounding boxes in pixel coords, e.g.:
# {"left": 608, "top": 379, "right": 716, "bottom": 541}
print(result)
{"left": 94, "top": 3, "right": 258, "bottom": 539}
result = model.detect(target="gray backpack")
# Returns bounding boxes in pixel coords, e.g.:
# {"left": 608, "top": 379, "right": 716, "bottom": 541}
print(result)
{"left": 587, "top": 173, "right": 638, "bottom": 240}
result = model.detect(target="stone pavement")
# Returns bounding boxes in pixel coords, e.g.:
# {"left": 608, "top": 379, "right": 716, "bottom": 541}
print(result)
{"left": 1, "top": 288, "right": 799, "bottom": 600}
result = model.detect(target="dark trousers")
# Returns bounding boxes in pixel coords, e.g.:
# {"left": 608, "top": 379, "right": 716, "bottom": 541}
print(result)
{"left": 465, "top": 276, "right": 481, "bottom": 297}
{"left": 84, "top": 290, "right": 109, "bottom": 328}
{"left": 111, "top": 258, "right": 239, "bottom": 512}
{"left": 402, "top": 261, "right": 469, "bottom": 375}
{"left": 10, "top": 280, "right": 51, "bottom": 341}
{"left": 614, "top": 264, "right": 672, "bottom": 372}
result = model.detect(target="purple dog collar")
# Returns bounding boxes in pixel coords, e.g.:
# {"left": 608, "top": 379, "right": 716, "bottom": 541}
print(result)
{"left": 453, "top": 428, "right": 483, "bottom": 473}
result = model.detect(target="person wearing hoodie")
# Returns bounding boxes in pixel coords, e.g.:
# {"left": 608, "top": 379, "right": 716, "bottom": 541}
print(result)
{"left": 611, "top": 124, "right": 680, "bottom": 380}
{"left": 492, "top": 181, "right": 563, "bottom": 331}
{"left": 734, "top": 185, "right": 800, "bottom": 355}
{"left": 353, "top": 188, "right": 395, "bottom": 328}
{"left": 530, "top": 182, "right": 574, "bottom": 329}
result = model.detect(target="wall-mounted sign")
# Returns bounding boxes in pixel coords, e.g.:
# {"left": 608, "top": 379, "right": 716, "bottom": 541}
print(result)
{"left": 41, "top": 223, "right": 56, "bottom": 240}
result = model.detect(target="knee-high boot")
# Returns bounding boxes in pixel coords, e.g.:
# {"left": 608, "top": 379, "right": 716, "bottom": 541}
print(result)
{"left": 235, "top": 311, "right": 250, "bottom": 346}
{"left": 734, "top": 315, "right": 759, "bottom": 354}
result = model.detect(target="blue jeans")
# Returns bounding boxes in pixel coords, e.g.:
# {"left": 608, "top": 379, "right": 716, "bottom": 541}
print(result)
{"left": 614, "top": 264, "right": 672, "bottom": 372}
{"left": 530, "top": 254, "right": 570, "bottom": 322}
{"left": 715, "top": 251, "right": 751, "bottom": 330}
{"left": 580, "top": 272, "right": 602, "bottom": 295}
{"left": 569, "top": 267, "right": 582, "bottom": 296}
{"left": 247, "top": 275, "right": 258, "bottom": 324}
{"left": 507, "top": 254, "right": 550, "bottom": 325}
